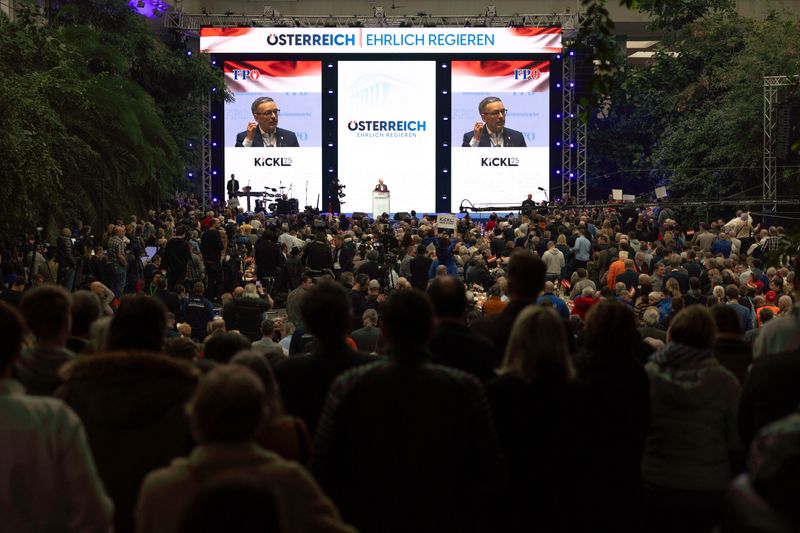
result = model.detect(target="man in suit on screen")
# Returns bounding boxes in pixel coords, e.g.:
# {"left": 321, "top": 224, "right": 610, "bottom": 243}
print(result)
{"left": 462, "top": 96, "right": 527, "bottom": 148}
{"left": 235, "top": 96, "right": 300, "bottom": 147}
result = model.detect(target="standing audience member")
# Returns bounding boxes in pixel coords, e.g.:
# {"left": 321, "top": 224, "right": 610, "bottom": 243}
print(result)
{"left": 427, "top": 276, "right": 498, "bottom": 382}
{"left": 710, "top": 304, "right": 753, "bottom": 385}
{"left": 486, "top": 306, "right": 577, "bottom": 533}
{"left": 0, "top": 302, "right": 114, "bottom": 533}
{"left": 14, "top": 285, "right": 75, "bottom": 396}
{"left": 136, "top": 365, "right": 356, "bottom": 533}
{"left": 642, "top": 305, "right": 742, "bottom": 533}
{"left": 349, "top": 308, "right": 380, "bottom": 353}
{"left": 572, "top": 300, "right": 650, "bottom": 533}
{"left": 274, "top": 280, "right": 373, "bottom": 435}
{"left": 313, "top": 289, "right": 505, "bottom": 533}
{"left": 472, "top": 251, "right": 546, "bottom": 364}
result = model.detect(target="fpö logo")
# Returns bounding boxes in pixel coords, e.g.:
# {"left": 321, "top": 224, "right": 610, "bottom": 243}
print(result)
{"left": 513, "top": 68, "right": 541, "bottom": 80}
{"left": 346, "top": 120, "right": 427, "bottom": 132}
{"left": 232, "top": 69, "right": 260, "bottom": 81}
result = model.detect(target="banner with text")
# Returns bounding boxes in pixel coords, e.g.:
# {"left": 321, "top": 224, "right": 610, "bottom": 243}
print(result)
{"left": 201, "top": 27, "right": 561, "bottom": 54}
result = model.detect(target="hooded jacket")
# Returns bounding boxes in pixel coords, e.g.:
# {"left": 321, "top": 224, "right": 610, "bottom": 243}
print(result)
{"left": 643, "top": 343, "right": 742, "bottom": 491}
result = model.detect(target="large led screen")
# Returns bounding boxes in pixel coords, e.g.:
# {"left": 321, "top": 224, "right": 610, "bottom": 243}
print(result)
{"left": 450, "top": 60, "right": 550, "bottom": 212}
{"left": 223, "top": 60, "right": 322, "bottom": 210}
{"left": 337, "top": 61, "right": 437, "bottom": 214}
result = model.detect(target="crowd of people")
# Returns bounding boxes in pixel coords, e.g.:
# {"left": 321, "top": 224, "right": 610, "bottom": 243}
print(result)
{"left": 1, "top": 195, "right": 799, "bottom": 533}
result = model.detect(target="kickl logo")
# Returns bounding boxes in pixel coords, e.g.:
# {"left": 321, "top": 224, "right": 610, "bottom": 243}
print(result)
{"left": 481, "top": 157, "right": 520, "bottom": 167}
{"left": 254, "top": 157, "right": 292, "bottom": 167}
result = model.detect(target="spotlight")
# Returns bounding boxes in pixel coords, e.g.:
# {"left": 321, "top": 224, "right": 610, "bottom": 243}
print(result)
{"left": 136, "top": 0, "right": 144, "bottom": 8}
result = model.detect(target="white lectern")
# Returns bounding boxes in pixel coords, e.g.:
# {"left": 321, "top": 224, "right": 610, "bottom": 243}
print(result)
{"left": 372, "top": 191, "right": 390, "bottom": 217}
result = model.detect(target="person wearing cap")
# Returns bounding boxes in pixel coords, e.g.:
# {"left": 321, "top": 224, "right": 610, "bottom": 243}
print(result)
{"left": 756, "top": 292, "right": 780, "bottom": 328}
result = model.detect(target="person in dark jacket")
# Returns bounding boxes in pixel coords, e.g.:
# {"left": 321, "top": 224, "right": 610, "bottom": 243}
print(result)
{"left": 254, "top": 230, "right": 284, "bottom": 280}
{"left": 183, "top": 282, "right": 214, "bottom": 342}
{"left": 274, "top": 280, "right": 373, "bottom": 435}
{"left": 225, "top": 283, "right": 272, "bottom": 342}
{"left": 427, "top": 276, "right": 497, "bottom": 382}
{"left": 408, "top": 244, "right": 433, "bottom": 291}
{"left": 302, "top": 231, "right": 333, "bottom": 274}
{"left": 709, "top": 304, "right": 753, "bottom": 385}
{"left": 313, "top": 289, "right": 505, "bottom": 533}
{"left": 164, "top": 227, "right": 192, "bottom": 290}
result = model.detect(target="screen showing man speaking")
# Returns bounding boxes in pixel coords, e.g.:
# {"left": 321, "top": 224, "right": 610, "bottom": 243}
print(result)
{"left": 450, "top": 60, "right": 550, "bottom": 212}
{"left": 223, "top": 60, "right": 322, "bottom": 210}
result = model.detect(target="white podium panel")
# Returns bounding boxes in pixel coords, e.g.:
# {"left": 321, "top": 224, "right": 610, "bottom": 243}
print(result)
{"left": 372, "top": 191, "right": 390, "bottom": 217}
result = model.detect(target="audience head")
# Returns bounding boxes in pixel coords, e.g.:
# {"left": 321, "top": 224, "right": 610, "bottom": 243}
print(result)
{"left": 203, "top": 332, "right": 251, "bottom": 364}
{"left": 20, "top": 285, "right": 72, "bottom": 345}
{"left": 381, "top": 289, "right": 433, "bottom": 353}
{"left": 187, "top": 365, "right": 265, "bottom": 444}
{"left": 108, "top": 295, "right": 167, "bottom": 352}
{"left": 427, "top": 276, "right": 467, "bottom": 320}
{"left": 70, "top": 290, "right": 102, "bottom": 338}
{"left": 583, "top": 299, "right": 639, "bottom": 359}
{"left": 361, "top": 308, "right": 378, "bottom": 328}
{"left": 300, "top": 280, "right": 353, "bottom": 345}
{"left": 709, "top": 304, "right": 742, "bottom": 336}
{"left": 667, "top": 305, "right": 717, "bottom": 350}
{"left": 506, "top": 251, "right": 546, "bottom": 302}
{"left": 164, "top": 337, "right": 199, "bottom": 360}
{"left": 231, "top": 350, "right": 284, "bottom": 418}
{"left": 502, "top": 305, "right": 573, "bottom": 384}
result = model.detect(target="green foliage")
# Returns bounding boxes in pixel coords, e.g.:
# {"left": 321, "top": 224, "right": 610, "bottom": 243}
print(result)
{"left": 0, "top": 0, "right": 225, "bottom": 237}
{"left": 637, "top": 0, "right": 735, "bottom": 31}
{"left": 581, "top": 5, "right": 800, "bottom": 203}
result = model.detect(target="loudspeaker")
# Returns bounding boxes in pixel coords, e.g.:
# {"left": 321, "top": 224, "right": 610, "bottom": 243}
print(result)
{"left": 775, "top": 99, "right": 797, "bottom": 161}
{"left": 393, "top": 212, "right": 410, "bottom": 221}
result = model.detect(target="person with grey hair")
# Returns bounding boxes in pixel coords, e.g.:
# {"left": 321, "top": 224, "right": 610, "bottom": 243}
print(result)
{"left": 136, "top": 365, "right": 355, "bottom": 533}
{"left": 350, "top": 308, "right": 380, "bottom": 353}
{"left": 462, "top": 96, "right": 527, "bottom": 147}
{"left": 235, "top": 96, "right": 299, "bottom": 147}
{"left": 638, "top": 306, "right": 666, "bottom": 343}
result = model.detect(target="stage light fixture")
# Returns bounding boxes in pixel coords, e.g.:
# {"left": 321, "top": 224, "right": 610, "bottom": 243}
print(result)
{"left": 136, "top": 0, "right": 144, "bottom": 7}
{"left": 486, "top": 5, "right": 497, "bottom": 17}
{"left": 374, "top": 6, "right": 385, "bottom": 17}
{"left": 263, "top": 5, "right": 274, "bottom": 17}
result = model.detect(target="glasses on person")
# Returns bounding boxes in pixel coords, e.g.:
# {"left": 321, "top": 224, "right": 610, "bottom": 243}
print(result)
{"left": 254, "top": 109, "right": 280, "bottom": 117}
{"left": 482, "top": 109, "right": 509, "bottom": 116}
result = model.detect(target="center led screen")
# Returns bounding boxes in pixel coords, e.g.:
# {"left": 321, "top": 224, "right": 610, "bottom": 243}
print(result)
{"left": 337, "top": 61, "right": 437, "bottom": 214}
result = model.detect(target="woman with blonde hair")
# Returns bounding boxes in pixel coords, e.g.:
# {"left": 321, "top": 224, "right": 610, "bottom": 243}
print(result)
{"left": 486, "top": 305, "right": 577, "bottom": 532}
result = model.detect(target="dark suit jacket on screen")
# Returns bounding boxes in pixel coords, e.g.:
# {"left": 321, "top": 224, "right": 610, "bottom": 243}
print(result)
{"left": 235, "top": 127, "right": 300, "bottom": 147}
{"left": 461, "top": 127, "right": 527, "bottom": 148}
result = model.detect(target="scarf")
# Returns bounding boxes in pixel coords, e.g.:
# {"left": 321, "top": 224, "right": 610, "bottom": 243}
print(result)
{"left": 650, "top": 341, "right": 713, "bottom": 369}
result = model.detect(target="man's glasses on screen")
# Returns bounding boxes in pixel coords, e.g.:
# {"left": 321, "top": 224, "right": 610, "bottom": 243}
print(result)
{"left": 482, "top": 109, "right": 509, "bottom": 116}
{"left": 255, "top": 109, "right": 281, "bottom": 117}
